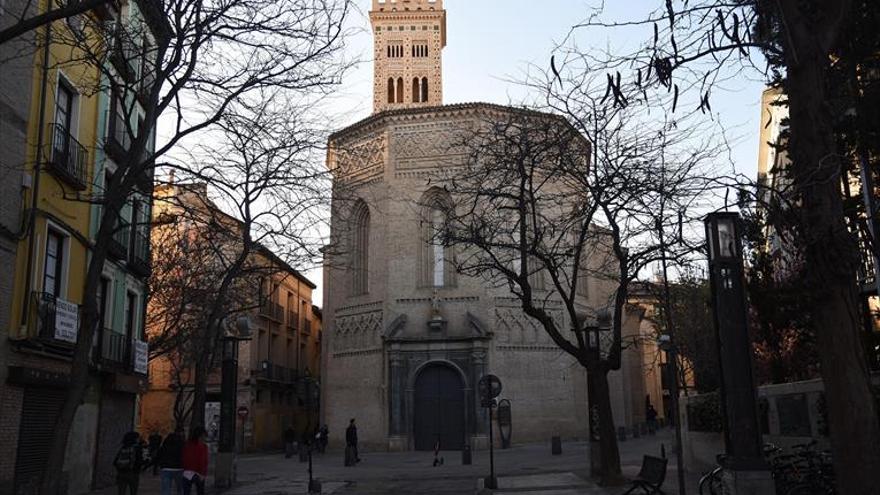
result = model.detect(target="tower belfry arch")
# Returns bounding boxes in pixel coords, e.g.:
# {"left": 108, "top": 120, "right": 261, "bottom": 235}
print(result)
{"left": 370, "top": 0, "right": 446, "bottom": 112}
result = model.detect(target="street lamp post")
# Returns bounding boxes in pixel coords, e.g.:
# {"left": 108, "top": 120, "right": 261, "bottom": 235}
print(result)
{"left": 576, "top": 310, "right": 610, "bottom": 479}
{"left": 215, "top": 317, "right": 252, "bottom": 488}
{"left": 705, "top": 212, "right": 775, "bottom": 494}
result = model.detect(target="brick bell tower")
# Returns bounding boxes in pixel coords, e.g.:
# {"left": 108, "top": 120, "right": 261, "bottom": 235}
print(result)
{"left": 370, "top": 0, "right": 446, "bottom": 113}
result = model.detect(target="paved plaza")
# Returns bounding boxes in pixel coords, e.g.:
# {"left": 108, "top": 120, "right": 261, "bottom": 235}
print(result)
{"left": 89, "top": 429, "right": 703, "bottom": 494}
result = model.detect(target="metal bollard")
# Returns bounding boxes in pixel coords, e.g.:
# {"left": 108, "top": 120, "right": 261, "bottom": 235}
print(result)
{"left": 462, "top": 444, "right": 472, "bottom": 465}
{"left": 551, "top": 435, "right": 562, "bottom": 455}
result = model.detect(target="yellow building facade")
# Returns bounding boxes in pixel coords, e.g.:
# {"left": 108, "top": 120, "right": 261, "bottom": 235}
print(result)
{"left": 0, "top": 0, "right": 162, "bottom": 490}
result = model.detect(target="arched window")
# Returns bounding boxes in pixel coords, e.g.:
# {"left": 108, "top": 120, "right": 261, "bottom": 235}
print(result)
{"left": 351, "top": 200, "right": 370, "bottom": 295}
{"left": 387, "top": 78, "right": 395, "bottom": 104}
{"left": 418, "top": 188, "right": 456, "bottom": 287}
{"left": 396, "top": 77, "right": 404, "bottom": 103}
{"left": 421, "top": 77, "right": 429, "bottom": 103}
{"left": 412, "top": 77, "right": 420, "bottom": 102}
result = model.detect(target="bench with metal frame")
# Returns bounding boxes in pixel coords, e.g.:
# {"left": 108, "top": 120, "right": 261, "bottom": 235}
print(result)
{"left": 624, "top": 454, "right": 668, "bottom": 495}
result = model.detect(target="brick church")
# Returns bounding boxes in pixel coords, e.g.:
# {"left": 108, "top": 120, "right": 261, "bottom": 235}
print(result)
{"left": 320, "top": 0, "right": 665, "bottom": 452}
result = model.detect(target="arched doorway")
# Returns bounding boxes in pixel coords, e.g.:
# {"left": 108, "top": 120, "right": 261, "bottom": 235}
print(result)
{"left": 413, "top": 363, "right": 465, "bottom": 451}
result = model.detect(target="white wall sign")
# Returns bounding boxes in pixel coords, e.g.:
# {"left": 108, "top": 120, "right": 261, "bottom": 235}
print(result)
{"left": 54, "top": 298, "right": 79, "bottom": 343}
{"left": 133, "top": 339, "right": 149, "bottom": 374}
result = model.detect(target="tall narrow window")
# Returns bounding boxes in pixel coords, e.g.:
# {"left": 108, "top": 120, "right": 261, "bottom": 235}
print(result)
{"left": 421, "top": 77, "right": 429, "bottom": 103}
{"left": 396, "top": 77, "right": 404, "bottom": 103}
{"left": 53, "top": 80, "right": 75, "bottom": 165}
{"left": 98, "top": 278, "right": 110, "bottom": 329}
{"left": 388, "top": 78, "right": 395, "bottom": 104}
{"left": 432, "top": 208, "right": 445, "bottom": 286}
{"left": 419, "top": 189, "right": 456, "bottom": 287}
{"left": 43, "top": 231, "right": 65, "bottom": 297}
{"left": 412, "top": 77, "right": 420, "bottom": 102}
{"left": 125, "top": 292, "right": 137, "bottom": 340}
{"left": 352, "top": 201, "right": 370, "bottom": 295}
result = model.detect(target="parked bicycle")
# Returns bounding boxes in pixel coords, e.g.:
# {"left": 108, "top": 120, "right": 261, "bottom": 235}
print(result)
{"left": 699, "top": 442, "right": 835, "bottom": 495}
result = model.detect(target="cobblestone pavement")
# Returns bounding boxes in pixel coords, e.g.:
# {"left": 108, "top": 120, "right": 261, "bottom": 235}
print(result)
{"left": 89, "top": 428, "right": 702, "bottom": 494}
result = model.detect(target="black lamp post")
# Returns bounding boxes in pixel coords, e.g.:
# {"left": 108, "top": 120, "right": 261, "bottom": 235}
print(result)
{"left": 576, "top": 310, "right": 610, "bottom": 478}
{"left": 705, "top": 212, "right": 774, "bottom": 493}
{"left": 215, "top": 317, "right": 252, "bottom": 488}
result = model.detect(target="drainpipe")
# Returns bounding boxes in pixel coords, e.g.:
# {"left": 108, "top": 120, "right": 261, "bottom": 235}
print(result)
{"left": 19, "top": 19, "right": 53, "bottom": 336}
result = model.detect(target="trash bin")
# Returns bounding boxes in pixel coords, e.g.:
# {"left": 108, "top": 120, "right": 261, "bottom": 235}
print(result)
{"left": 551, "top": 435, "right": 562, "bottom": 455}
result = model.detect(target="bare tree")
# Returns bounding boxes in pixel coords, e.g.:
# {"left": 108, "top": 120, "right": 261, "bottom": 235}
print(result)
{"left": 0, "top": 0, "right": 115, "bottom": 45}
{"left": 21, "top": 1, "right": 354, "bottom": 491}
{"left": 440, "top": 86, "right": 721, "bottom": 481}
{"left": 563, "top": 2, "right": 880, "bottom": 489}
{"left": 148, "top": 93, "right": 333, "bottom": 430}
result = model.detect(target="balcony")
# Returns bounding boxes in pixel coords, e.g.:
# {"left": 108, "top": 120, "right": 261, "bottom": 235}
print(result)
{"left": 255, "top": 361, "right": 296, "bottom": 383}
{"left": 30, "top": 292, "right": 78, "bottom": 348}
{"left": 287, "top": 311, "right": 299, "bottom": 331}
{"left": 258, "top": 301, "right": 284, "bottom": 322}
{"left": 108, "top": 223, "right": 130, "bottom": 260}
{"left": 130, "top": 229, "right": 151, "bottom": 277}
{"left": 104, "top": 108, "right": 131, "bottom": 163}
{"left": 97, "top": 328, "right": 131, "bottom": 370}
{"left": 46, "top": 123, "right": 88, "bottom": 190}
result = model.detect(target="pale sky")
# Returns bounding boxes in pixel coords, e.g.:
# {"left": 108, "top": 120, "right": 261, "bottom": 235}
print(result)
{"left": 306, "top": 0, "right": 767, "bottom": 306}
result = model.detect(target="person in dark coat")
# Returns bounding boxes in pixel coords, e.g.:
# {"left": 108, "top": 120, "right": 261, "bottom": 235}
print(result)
{"left": 147, "top": 431, "right": 163, "bottom": 475}
{"left": 318, "top": 425, "right": 329, "bottom": 454}
{"left": 157, "top": 427, "right": 185, "bottom": 495}
{"left": 345, "top": 418, "right": 360, "bottom": 466}
{"left": 114, "top": 431, "right": 144, "bottom": 495}
{"left": 646, "top": 404, "right": 659, "bottom": 434}
{"left": 284, "top": 427, "right": 297, "bottom": 458}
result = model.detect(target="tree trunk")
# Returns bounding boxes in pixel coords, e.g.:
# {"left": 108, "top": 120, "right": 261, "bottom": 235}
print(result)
{"left": 190, "top": 354, "right": 209, "bottom": 430}
{"left": 40, "top": 218, "right": 115, "bottom": 494}
{"left": 784, "top": 5, "right": 880, "bottom": 491}
{"left": 592, "top": 367, "right": 623, "bottom": 484}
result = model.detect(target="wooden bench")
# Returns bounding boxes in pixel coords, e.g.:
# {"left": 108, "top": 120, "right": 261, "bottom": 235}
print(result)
{"left": 623, "top": 455, "right": 668, "bottom": 494}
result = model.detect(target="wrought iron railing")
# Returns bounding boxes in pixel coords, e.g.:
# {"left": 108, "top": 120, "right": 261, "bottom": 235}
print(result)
{"left": 130, "top": 229, "right": 150, "bottom": 276}
{"left": 99, "top": 329, "right": 130, "bottom": 367}
{"left": 288, "top": 310, "right": 299, "bottom": 330}
{"left": 47, "top": 123, "right": 88, "bottom": 190}
{"left": 108, "top": 223, "right": 130, "bottom": 259}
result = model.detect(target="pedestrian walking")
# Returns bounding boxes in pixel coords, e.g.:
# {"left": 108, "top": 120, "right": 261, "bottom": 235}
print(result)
{"left": 147, "top": 431, "right": 163, "bottom": 475}
{"left": 284, "top": 426, "right": 297, "bottom": 458}
{"left": 345, "top": 418, "right": 360, "bottom": 466}
{"left": 318, "top": 425, "right": 329, "bottom": 454}
{"left": 114, "top": 431, "right": 144, "bottom": 495}
{"left": 182, "top": 426, "right": 209, "bottom": 495}
{"left": 157, "top": 426, "right": 185, "bottom": 495}
{"left": 646, "top": 403, "right": 658, "bottom": 434}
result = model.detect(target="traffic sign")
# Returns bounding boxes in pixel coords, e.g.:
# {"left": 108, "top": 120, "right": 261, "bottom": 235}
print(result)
{"left": 237, "top": 406, "right": 249, "bottom": 419}
{"left": 478, "top": 374, "right": 502, "bottom": 401}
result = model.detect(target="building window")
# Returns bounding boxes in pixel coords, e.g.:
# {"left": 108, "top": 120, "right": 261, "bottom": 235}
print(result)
{"left": 419, "top": 189, "right": 455, "bottom": 288}
{"left": 125, "top": 291, "right": 137, "bottom": 340}
{"left": 55, "top": 79, "right": 74, "bottom": 134}
{"left": 98, "top": 277, "right": 111, "bottom": 329}
{"left": 396, "top": 77, "right": 404, "bottom": 103}
{"left": 351, "top": 200, "right": 370, "bottom": 295}
{"left": 43, "top": 230, "right": 66, "bottom": 297}
{"left": 412, "top": 77, "right": 420, "bottom": 103}
{"left": 387, "top": 77, "right": 395, "bottom": 104}
{"left": 421, "top": 77, "right": 429, "bottom": 103}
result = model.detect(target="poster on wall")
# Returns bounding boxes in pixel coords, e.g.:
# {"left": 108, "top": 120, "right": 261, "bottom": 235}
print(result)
{"left": 133, "top": 339, "right": 149, "bottom": 374}
{"left": 54, "top": 298, "right": 79, "bottom": 343}
{"left": 205, "top": 402, "right": 221, "bottom": 443}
